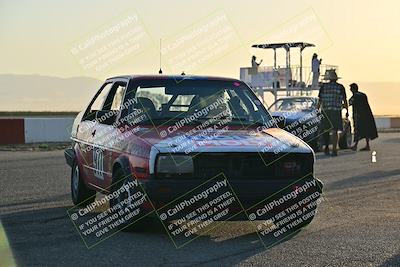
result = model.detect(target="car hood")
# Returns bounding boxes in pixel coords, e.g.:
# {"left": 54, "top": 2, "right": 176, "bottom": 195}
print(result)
{"left": 134, "top": 126, "right": 311, "bottom": 154}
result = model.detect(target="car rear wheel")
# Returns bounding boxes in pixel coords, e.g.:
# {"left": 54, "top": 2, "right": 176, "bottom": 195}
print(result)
{"left": 71, "top": 160, "right": 96, "bottom": 206}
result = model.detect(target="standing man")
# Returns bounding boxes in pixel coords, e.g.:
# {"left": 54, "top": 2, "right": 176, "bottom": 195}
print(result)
{"left": 317, "top": 69, "right": 348, "bottom": 156}
{"left": 349, "top": 83, "right": 378, "bottom": 151}
{"left": 251, "top": 55, "right": 263, "bottom": 71}
{"left": 311, "top": 53, "right": 322, "bottom": 89}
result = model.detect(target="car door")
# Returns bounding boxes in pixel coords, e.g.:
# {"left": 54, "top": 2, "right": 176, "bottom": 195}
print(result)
{"left": 77, "top": 82, "right": 114, "bottom": 189}
{"left": 91, "top": 79, "right": 128, "bottom": 189}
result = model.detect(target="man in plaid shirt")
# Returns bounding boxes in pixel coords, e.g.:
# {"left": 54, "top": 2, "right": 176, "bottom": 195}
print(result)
{"left": 317, "top": 69, "right": 348, "bottom": 156}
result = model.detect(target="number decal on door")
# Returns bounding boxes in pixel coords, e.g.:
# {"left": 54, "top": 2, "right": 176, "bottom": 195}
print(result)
{"left": 93, "top": 147, "right": 104, "bottom": 180}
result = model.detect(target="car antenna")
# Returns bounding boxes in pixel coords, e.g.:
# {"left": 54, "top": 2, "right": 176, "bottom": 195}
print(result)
{"left": 158, "top": 38, "right": 163, "bottom": 74}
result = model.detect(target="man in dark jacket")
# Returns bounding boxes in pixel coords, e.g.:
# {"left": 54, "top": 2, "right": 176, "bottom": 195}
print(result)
{"left": 349, "top": 83, "right": 378, "bottom": 151}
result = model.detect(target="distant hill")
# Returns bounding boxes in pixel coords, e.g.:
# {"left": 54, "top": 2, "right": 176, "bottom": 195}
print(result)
{"left": 0, "top": 74, "right": 102, "bottom": 111}
{"left": 0, "top": 74, "right": 398, "bottom": 115}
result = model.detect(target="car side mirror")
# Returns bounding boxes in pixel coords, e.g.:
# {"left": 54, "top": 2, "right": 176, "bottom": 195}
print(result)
{"left": 95, "top": 110, "right": 117, "bottom": 125}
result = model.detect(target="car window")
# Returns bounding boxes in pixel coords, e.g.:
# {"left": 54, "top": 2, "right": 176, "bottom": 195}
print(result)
{"left": 84, "top": 81, "right": 127, "bottom": 124}
{"left": 135, "top": 86, "right": 173, "bottom": 111}
{"left": 124, "top": 80, "right": 272, "bottom": 126}
{"left": 170, "top": 95, "right": 195, "bottom": 112}
{"left": 90, "top": 83, "right": 113, "bottom": 113}
{"left": 109, "top": 84, "right": 126, "bottom": 111}
{"left": 232, "top": 89, "right": 254, "bottom": 117}
{"left": 269, "top": 98, "right": 316, "bottom": 112}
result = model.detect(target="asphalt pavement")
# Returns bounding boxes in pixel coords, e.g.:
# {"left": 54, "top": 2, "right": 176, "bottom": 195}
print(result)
{"left": 0, "top": 133, "right": 399, "bottom": 267}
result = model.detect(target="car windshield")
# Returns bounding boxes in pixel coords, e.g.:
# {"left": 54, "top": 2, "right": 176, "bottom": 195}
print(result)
{"left": 122, "top": 79, "right": 273, "bottom": 126}
{"left": 269, "top": 98, "right": 317, "bottom": 112}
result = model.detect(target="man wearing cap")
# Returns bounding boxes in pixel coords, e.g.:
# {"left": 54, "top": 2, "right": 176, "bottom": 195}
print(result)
{"left": 317, "top": 69, "right": 348, "bottom": 156}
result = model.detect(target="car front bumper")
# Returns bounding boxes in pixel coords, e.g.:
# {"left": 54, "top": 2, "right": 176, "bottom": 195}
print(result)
{"left": 138, "top": 176, "right": 323, "bottom": 212}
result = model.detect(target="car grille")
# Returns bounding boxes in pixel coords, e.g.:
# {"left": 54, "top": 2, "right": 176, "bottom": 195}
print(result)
{"left": 192, "top": 152, "right": 313, "bottom": 180}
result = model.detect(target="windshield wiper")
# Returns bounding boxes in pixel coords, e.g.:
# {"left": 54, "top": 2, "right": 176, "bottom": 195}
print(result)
{"left": 189, "top": 116, "right": 247, "bottom": 125}
{"left": 138, "top": 117, "right": 203, "bottom": 125}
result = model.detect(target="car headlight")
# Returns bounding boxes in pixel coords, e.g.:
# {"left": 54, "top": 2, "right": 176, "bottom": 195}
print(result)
{"left": 156, "top": 154, "right": 194, "bottom": 176}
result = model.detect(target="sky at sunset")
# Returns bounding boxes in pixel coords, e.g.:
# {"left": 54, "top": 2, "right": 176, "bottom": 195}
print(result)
{"left": 0, "top": 0, "right": 399, "bottom": 114}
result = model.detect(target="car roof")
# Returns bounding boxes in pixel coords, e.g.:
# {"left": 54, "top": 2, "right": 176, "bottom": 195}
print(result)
{"left": 106, "top": 74, "right": 241, "bottom": 83}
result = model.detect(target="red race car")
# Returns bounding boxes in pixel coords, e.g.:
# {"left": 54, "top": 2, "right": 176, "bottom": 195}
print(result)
{"left": 65, "top": 75, "right": 323, "bottom": 229}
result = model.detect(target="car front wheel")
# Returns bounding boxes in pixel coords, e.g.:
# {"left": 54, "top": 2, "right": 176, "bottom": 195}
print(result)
{"left": 109, "top": 168, "right": 157, "bottom": 232}
{"left": 71, "top": 160, "right": 96, "bottom": 206}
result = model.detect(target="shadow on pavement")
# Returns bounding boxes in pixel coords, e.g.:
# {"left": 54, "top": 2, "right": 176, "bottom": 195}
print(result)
{"left": 379, "top": 253, "right": 400, "bottom": 267}
{"left": 315, "top": 149, "right": 356, "bottom": 160}
{"left": 328, "top": 169, "right": 400, "bottom": 190}
{"left": 1, "top": 205, "right": 303, "bottom": 266}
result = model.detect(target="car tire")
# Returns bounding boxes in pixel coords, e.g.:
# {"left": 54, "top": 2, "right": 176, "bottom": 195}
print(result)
{"left": 71, "top": 159, "right": 96, "bottom": 206}
{"left": 339, "top": 123, "right": 352, "bottom": 149}
{"left": 109, "top": 168, "right": 151, "bottom": 232}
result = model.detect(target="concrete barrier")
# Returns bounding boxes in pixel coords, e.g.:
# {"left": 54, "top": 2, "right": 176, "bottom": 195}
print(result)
{"left": 374, "top": 116, "right": 400, "bottom": 130}
{"left": 390, "top": 117, "right": 400, "bottom": 128}
{"left": 0, "top": 116, "right": 398, "bottom": 145}
{"left": 24, "top": 118, "right": 74, "bottom": 143}
{"left": 374, "top": 117, "right": 391, "bottom": 130}
{"left": 0, "top": 117, "right": 74, "bottom": 144}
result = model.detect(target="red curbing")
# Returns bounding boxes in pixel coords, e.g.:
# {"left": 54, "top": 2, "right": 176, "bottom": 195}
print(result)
{"left": 0, "top": 118, "right": 25, "bottom": 144}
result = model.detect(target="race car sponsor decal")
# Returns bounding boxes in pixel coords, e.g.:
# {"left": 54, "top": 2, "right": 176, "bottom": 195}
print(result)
{"left": 93, "top": 147, "right": 104, "bottom": 180}
{"left": 157, "top": 133, "right": 274, "bottom": 148}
